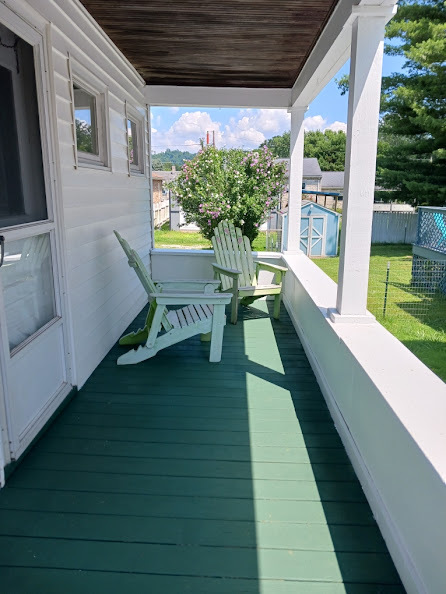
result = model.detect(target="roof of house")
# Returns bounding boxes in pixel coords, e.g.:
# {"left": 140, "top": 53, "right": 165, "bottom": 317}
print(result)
{"left": 152, "top": 170, "right": 181, "bottom": 182}
{"left": 79, "top": 0, "right": 339, "bottom": 88}
{"left": 275, "top": 158, "right": 322, "bottom": 178}
{"left": 321, "top": 171, "right": 344, "bottom": 189}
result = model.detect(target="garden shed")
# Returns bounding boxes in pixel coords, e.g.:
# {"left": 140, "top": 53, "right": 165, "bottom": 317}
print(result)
{"left": 282, "top": 201, "right": 340, "bottom": 257}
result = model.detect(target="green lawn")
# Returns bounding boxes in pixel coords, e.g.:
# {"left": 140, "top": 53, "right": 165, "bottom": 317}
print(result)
{"left": 314, "top": 245, "right": 446, "bottom": 382}
{"left": 155, "top": 225, "right": 267, "bottom": 251}
{"left": 154, "top": 230, "right": 446, "bottom": 381}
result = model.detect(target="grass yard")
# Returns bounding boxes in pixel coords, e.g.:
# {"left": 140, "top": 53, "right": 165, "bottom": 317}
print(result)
{"left": 315, "top": 245, "right": 446, "bottom": 382}
{"left": 155, "top": 225, "right": 267, "bottom": 252}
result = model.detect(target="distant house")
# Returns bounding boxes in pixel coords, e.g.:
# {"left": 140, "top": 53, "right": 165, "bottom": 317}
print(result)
{"left": 276, "top": 158, "right": 323, "bottom": 209}
{"left": 321, "top": 171, "right": 345, "bottom": 194}
{"left": 151, "top": 171, "right": 174, "bottom": 227}
{"left": 276, "top": 157, "right": 323, "bottom": 192}
{"left": 152, "top": 172, "right": 164, "bottom": 206}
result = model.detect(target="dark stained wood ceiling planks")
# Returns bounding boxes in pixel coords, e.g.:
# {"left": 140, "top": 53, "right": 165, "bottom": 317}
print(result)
{"left": 79, "top": 0, "right": 339, "bottom": 88}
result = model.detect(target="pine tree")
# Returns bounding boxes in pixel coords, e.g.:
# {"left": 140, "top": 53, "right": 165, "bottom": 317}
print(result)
{"left": 376, "top": 0, "right": 446, "bottom": 205}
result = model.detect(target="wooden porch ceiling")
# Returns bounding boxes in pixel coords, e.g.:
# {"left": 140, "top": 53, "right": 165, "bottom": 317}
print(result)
{"left": 79, "top": 0, "right": 339, "bottom": 88}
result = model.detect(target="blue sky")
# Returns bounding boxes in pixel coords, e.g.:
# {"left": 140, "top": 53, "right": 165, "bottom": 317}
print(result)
{"left": 151, "top": 52, "right": 405, "bottom": 154}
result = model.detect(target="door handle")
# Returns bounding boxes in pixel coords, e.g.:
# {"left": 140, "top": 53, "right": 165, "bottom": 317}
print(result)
{"left": 0, "top": 236, "right": 4, "bottom": 268}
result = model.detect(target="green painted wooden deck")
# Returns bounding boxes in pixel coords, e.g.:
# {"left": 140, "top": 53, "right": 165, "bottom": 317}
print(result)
{"left": 0, "top": 302, "right": 404, "bottom": 593}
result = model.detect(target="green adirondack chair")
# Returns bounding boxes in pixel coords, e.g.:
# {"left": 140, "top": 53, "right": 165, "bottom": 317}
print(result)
{"left": 114, "top": 231, "right": 232, "bottom": 364}
{"left": 211, "top": 220, "right": 288, "bottom": 324}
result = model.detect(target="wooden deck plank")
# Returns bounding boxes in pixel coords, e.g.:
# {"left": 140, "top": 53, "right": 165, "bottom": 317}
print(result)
{"left": 0, "top": 508, "right": 389, "bottom": 551}
{"left": 7, "top": 468, "right": 366, "bottom": 502}
{"left": 0, "top": 568, "right": 406, "bottom": 594}
{"left": 0, "top": 301, "right": 404, "bottom": 592}
{"left": 16, "top": 450, "right": 360, "bottom": 482}
{"left": 0, "top": 536, "right": 402, "bottom": 583}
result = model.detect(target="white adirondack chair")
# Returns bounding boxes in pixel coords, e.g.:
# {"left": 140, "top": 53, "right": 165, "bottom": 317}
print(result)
{"left": 114, "top": 231, "right": 232, "bottom": 364}
{"left": 211, "top": 220, "right": 288, "bottom": 324}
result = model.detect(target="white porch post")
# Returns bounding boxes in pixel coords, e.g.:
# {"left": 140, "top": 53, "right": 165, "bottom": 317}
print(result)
{"left": 330, "top": 7, "right": 395, "bottom": 323}
{"left": 284, "top": 105, "right": 307, "bottom": 253}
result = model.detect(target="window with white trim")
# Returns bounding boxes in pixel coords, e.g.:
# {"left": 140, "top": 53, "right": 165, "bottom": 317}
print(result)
{"left": 70, "top": 65, "right": 110, "bottom": 169}
{"left": 126, "top": 106, "right": 145, "bottom": 175}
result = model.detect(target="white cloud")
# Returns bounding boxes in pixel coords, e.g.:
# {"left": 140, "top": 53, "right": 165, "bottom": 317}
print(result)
{"left": 151, "top": 110, "right": 223, "bottom": 153}
{"left": 169, "top": 107, "right": 180, "bottom": 113}
{"left": 303, "top": 115, "right": 327, "bottom": 131}
{"left": 325, "top": 120, "right": 347, "bottom": 133}
{"left": 151, "top": 108, "right": 346, "bottom": 153}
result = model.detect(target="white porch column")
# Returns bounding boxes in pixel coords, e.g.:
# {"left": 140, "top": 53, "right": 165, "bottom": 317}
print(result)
{"left": 284, "top": 105, "right": 307, "bottom": 253}
{"left": 330, "top": 6, "right": 395, "bottom": 323}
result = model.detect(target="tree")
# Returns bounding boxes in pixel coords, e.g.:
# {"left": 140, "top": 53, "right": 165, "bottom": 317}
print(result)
{"left": 263, "top": 131, "right": 290, "bottom": 158}
{"left": 168, "top": 145, "right": 286, "bottom": 242}
{"left": 151, "top": 149, "right": 195, "bottom": 170}
{"left": 337, "top": 0, "right": 446, "bottom": 205}
{"left": 75, "top": 119, "right": 94, "bottom": 153}
{"left": 304, "top": 130, "right": 346, "bottom": 171}
{"left": 260, "top": 129, "right": 347, "bottom": 170}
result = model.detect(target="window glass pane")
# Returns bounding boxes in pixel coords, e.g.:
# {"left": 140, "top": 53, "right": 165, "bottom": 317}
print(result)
{"left": 128, "top": 119, "right": 139, "bottom": 167}
{"left": 0, "top": 26, "right": 47, "bottom": 228}
{"left": 1, "top": 234, "right": 56, "bottom": 351}
{"left": 74, "top": 84, "right": 98, "bottom": 155}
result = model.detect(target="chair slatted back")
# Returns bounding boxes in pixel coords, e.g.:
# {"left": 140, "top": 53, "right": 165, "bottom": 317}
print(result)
{"left": 212, "top": 221, "right": 256, "bottom": 288}
{"left": 114, "top": 231, "right": 172, "bottom": 332}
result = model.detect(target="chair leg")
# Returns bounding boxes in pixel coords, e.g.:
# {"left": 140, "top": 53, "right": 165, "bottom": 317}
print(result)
{"left": 273, "top": 293, "right": 282, "bottom": 319}
{"left": 210, "top": 304, "right": 226, "bottom": 362}
{"left": 230, "top": 292, "right": 238, "bottom": 324}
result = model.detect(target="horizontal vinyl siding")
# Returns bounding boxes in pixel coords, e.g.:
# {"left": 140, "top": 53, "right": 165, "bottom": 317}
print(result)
{"left": 31, "top": 0, "right": 151, "bottom": 387}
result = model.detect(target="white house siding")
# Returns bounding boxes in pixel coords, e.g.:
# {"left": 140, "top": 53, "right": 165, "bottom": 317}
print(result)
{"left": 28, "top": 0, "right": 152, "bottom": 387}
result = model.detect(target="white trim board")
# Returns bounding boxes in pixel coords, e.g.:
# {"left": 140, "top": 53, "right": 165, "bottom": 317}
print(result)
{"left": 144, "top": 86, "right": 291, "bottom": 109}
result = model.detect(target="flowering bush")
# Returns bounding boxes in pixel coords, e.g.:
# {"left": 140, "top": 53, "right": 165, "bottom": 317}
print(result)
{"left": 167, "top": 145, "right": 286, "bottom": 243}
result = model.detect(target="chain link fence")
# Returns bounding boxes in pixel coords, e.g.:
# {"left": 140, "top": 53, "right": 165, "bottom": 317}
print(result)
{"left": 368, "top": 255, "right": 446, "bottom": 324}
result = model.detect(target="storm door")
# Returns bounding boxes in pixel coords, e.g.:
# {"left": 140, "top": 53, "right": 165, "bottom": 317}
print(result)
{"left": 0, "top": 23, "right": 70, "bottom": 459}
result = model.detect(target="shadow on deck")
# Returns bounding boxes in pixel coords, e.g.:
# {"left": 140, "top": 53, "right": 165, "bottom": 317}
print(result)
{"left": 0, "top": 302, "right": 404, "bottom": 593}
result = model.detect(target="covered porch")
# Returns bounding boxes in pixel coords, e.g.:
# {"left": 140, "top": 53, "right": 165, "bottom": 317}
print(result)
{"left": 0, "top": 301, "right": 403, "bottom": 592}
{"left": 0, "top": 1, "right": 444, "bottom": 593}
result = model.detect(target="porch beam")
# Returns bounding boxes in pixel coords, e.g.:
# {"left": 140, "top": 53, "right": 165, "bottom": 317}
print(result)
{"left": 291, "top": 0, "right": 397, "bottom": 108}
{"left": 144, "top": 86, "right": 291, "bottom": 109}
{"left": 330, "top": 6, "right": 394, "bottom": 323}
{"left": 283, "top": 106, "right": 307, "bottom": 254}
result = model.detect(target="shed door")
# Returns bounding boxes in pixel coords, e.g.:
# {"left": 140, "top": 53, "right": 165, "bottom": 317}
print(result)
{"left": 0, "top": 23, "right": 70, "bottom": 461}
{"left": 300, "top": 215, "right": 327, "bottom": 256}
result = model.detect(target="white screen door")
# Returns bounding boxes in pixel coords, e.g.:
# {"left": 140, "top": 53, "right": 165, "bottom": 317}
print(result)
{"left": 0, "top": 22, "right": 70, "bottom": 460}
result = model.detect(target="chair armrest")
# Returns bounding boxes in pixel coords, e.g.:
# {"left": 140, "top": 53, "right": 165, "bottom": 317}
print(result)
{"left": 212, "top": 263, "right": 241, "bottom": 279}
{"left": 150, "top": 292, "right": 232, "bottom": 306}
{"left": 154, "top": 279, "right": 221, "bottom": 293}
{"left": 254, "top": 260, "right": 288, "bottom": 273}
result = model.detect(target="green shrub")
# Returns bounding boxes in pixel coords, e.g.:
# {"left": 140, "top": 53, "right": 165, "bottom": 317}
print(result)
{"left": 167, "top": 145, "right": 286, "bottom": 243}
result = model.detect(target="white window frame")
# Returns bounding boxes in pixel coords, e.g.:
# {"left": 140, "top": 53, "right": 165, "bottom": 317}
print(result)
{"left": 125, "top": 102, "right": 146, "bottom": 176}
{"left": 68, "top": 58, "right": 111, "bottom": 171}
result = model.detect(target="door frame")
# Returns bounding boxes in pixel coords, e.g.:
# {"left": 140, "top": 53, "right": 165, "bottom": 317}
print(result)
{"left": 0, "top": 4, "right": 74, "bottom": 470}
